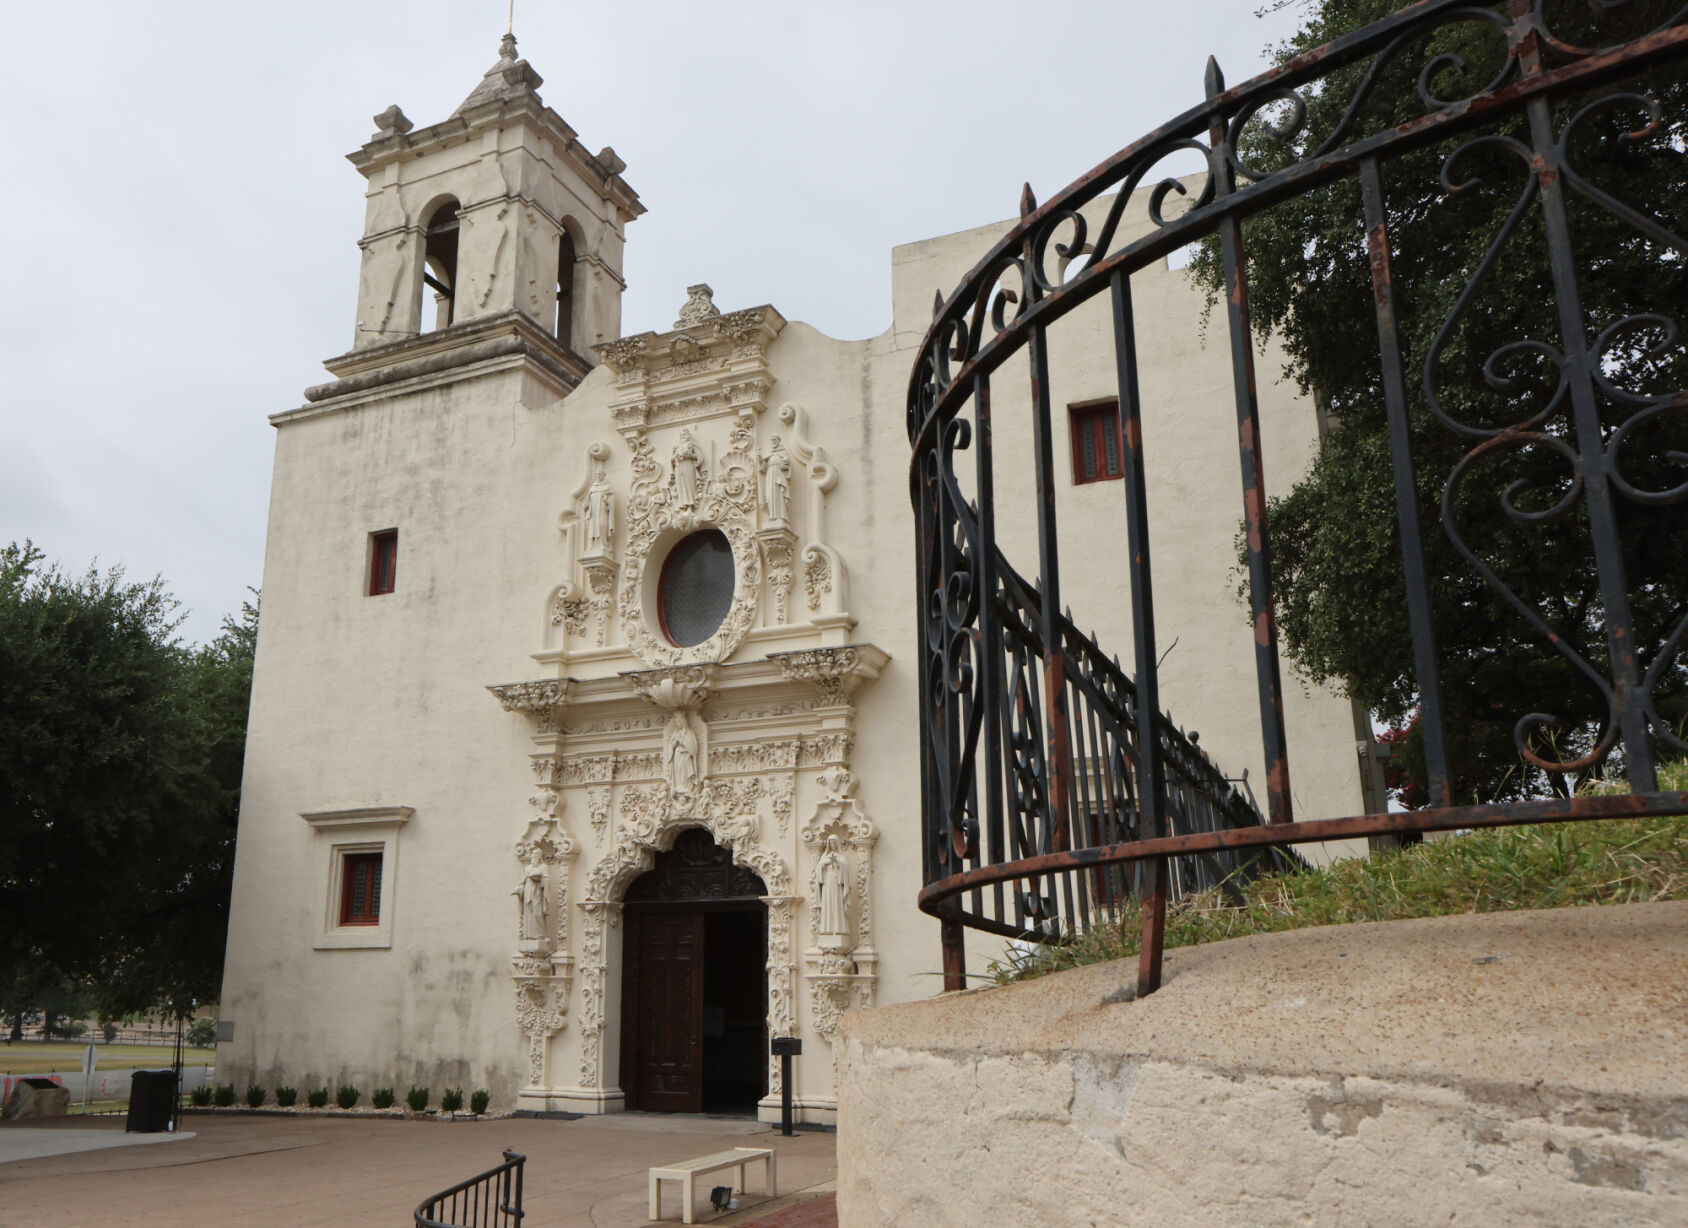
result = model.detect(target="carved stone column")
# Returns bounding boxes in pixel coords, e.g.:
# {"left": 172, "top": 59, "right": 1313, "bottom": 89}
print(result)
{"left": 762, "top": 895, "right": 801, "bottom": 1097}
{"left": 575, "top": 898, "right": 622, "bottom": 1095}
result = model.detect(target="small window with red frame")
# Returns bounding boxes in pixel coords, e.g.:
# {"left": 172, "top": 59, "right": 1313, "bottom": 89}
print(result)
{"left": 340, "top": 852, "right": 383, "bottom": 926}
{"left": 368, "top": 530, "right": 398, "bottom": 596}
{"left": 1070, "top": 401, "right": 1124, "bottom": 485}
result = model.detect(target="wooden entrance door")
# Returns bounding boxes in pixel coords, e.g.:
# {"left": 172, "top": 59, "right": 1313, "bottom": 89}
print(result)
{"left": 632, "top": 910, "right": 706, "bottom": 1113}
{"left": 620, "top": 828, "right": 769, "bottom": 1113}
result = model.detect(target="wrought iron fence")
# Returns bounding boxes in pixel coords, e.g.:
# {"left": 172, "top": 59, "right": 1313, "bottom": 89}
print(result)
{"left": 414, "top": 1150, "right": 526, "bottom": 1228}
{"left": 908, "top": 0, "right": 1688, "bottom": 996}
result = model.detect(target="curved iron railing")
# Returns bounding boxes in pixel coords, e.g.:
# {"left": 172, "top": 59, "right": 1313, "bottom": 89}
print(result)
{"left": 415, "top": 1149, "right": 525, "bottom": 1228}
{"left": 908, "top": 0, "right": 1688, "bottom": 995}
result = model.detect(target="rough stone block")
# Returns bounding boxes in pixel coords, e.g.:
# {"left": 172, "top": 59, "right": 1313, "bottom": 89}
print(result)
{"left": 3, "top": 1078, "right": 71, "bottom": 1120}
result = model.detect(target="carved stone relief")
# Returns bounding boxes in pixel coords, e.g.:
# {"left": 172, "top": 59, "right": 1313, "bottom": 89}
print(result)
{"left": 510, "top": 804, "right": 577, "bottom": 1090}
{"left": 800, "top": 768, "right": 878, "bottom": 1046}
{"left": 556, "top": 442, "right": 620, "bottom": 650}
{"left": 574, "top": 780, "right": 794, "bottom": 1090}
{"left": 777, "top": 403, "right": 851, "bottom": 624}
{"left": 614, "top": 422, "right": 763, "bottom": 669}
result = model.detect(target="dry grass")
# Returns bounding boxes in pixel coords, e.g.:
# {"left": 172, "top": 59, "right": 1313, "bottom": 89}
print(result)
{"left": 988, "top": 761, "right": 1688, "bottom": 984}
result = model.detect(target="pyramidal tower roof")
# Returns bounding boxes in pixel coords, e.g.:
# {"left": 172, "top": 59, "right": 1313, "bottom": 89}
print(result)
{"left": 453, "top": 32, "right": 543, "bottom": 115}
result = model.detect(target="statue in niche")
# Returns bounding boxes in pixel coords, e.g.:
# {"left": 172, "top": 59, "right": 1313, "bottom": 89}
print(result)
{"left": 761, "top": 436, "right": 792, "bottom": 523}
{"left": 513, "top": 850, "right": 550, "bottom": 943}
{"left": 672, "top": 431, "right": 701, "bottom": 509}
{"left": 585, "top": 478, "right": 614, "bottom": 552}
{"left": 665, "top": 710, "right": 700, "bottom": 799}
{"left": 817, "top": 836, "right": 849, "bottom": 949}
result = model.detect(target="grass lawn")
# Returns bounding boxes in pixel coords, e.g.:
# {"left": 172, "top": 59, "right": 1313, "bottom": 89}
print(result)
{"left": 990, "top": 761, "right": 1688, "bottom": 984}
{"left": 0, "top": 1043, "right": 215, "bottom": 1075}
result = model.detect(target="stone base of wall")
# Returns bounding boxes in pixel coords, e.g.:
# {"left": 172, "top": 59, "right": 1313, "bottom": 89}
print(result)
{"left": 837, "top": 901, "right": 1688, "bottom": 1227}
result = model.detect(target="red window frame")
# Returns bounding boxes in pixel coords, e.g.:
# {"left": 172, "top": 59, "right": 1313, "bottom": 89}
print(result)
{"left": 339, "top": 852, "right": 383, "bottom": 926}
{"left": 1070, "top": 401, "right": 1124, "bottom": 485}
{"left": 368, "top": 529, "right": 398, "bottom": 596}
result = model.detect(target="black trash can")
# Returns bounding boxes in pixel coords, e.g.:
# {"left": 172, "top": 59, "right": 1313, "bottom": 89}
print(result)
{"left": 126, "top": 1069, "right": 176, "bottom": 1133}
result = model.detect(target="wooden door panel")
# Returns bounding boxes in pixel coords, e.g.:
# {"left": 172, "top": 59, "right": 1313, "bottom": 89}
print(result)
{"left": 635, "top": 911, "right": 704, "bottom": 1112}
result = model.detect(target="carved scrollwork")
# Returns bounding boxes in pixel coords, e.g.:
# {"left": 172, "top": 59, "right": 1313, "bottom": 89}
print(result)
{"left": 772, "top": 646, "right": 887, "bottom": 705}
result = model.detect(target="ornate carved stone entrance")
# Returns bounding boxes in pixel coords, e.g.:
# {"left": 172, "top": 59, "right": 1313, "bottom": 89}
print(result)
{"left": 619, "top": 828, "right": 767, "bottom": 1114}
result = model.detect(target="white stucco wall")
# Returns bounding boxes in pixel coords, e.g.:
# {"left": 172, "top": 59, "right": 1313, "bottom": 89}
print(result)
{"left": 219, "top": 68, "right": 1370, "bottom": 1114}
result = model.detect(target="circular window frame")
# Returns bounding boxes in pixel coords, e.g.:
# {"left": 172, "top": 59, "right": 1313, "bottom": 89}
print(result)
{"left": 656, "top": 529, "right": 737, "bottom": 648}
{"left": 618, "top": 499, "right": 762, "bottom": 669}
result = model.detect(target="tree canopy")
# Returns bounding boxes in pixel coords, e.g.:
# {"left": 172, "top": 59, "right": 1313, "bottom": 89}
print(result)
{"left": 1192, "top": 0, "right": 1688, "bottom": 802}
{"left": 0, "top": 542, "right": 254, "bottom": 1021}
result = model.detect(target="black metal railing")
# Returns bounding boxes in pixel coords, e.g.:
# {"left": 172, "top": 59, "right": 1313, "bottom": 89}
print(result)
{"left": 909, "top": 0, "right": 1688, "bottom": 996}
{"left": 415, "top": 1150, "right": 525, "bottom": 1228}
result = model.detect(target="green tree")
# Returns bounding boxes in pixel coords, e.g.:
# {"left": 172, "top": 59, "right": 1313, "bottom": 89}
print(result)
{"left": 1192, "top": 1, "right": 1688, "bottom": 801}
{"left": 0, "top": 542, "right": 256, "bottom": 1019}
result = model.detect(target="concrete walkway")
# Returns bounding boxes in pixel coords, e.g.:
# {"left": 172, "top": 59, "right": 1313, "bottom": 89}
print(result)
{"left": 0, "top": 1113, "right": 836, "bottom": 1227}
{"left": 0, "top": 1126, "right": 195, "bottom": 1164}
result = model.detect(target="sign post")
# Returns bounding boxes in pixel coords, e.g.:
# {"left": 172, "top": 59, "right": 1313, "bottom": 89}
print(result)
{"left": 769, "top": 1036, "right": 801, "bottom": 1137}
{"left": 81, "top": 1042, "right": 96, "bottom": 1115}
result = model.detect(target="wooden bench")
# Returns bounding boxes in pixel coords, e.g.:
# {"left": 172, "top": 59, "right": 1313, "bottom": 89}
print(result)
{"left": 648, "top": 1146, "right": 776, "bottom": 1224}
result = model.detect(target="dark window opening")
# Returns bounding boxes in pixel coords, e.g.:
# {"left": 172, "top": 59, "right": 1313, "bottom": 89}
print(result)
{"left": 658, "top": 530, "right": 734, "bottom": 647}
{"left": 340, "top": 852, "right": 383, "bottom": 927}
{"left": 369, "top": 529, "right": 398, "bottom": 596}
{"left": 555, "top": 229, "right": 576, "bottom": 350}
{"left": 1071, "top": 401, "right": 1124, "bottom": 485}
{"left": 422, "top": 199, "right": 460, "bottom": 332}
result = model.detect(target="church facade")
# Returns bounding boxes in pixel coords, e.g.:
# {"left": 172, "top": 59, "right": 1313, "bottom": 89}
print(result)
{"left": 217, "top": 37, "right": 1374, "bottom": 1121}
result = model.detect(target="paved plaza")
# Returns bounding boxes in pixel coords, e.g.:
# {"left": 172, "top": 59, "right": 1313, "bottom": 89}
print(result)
{"left": 0, "top": 1112, "right": 836, "bottom": 1227}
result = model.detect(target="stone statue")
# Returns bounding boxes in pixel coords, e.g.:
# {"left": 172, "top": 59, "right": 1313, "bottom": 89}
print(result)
{"left": 762, "top": 436, "right": 792, "bottom": 522}
{"left": 585, "top": 480, "right": 614, "bottom": 551}
{"left": 817, "top": 836, "right": 849, "bottom": 948}
{"left": 672, "top": 431, "right": 701, "bottom": 509}
{"left": 666, "top": 710, "right": 700, "bottom": 799}
{"left": 513, "top": 852, "right": 549, "bottom": 943}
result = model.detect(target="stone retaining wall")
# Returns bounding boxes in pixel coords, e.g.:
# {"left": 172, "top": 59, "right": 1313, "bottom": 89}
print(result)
{"left": 837, "top": 901, "right": 1688, "bottom": 1226}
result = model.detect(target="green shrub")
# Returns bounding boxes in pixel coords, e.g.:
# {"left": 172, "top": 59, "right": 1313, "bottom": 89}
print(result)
{"left": 245, "top": 1085, "right": 266, "bottom": 1108}
{"left": 335, "top": 1084, "right": 360, "bottom": 1110}
{"left": 212, "top": 1083, "right": 235, "bottom": 1107}
{"left": 440, "top": 1087, "right": 463, "bottom": 1113}
{"left": 372, "top": 1087, "right": 395, "bottom": 1109}
{"left": 101, "top": 1022, "right": 119, "bottom": 1043}
{"left": 276, "top": 1086, "right": 297, "bottom": 1107}
{"left": 470, "top": 1089, "right": 490, "bottom": 1116}
{"left": 186, "top": 1018, "right": 218, "bottom": 1048}
{"left": 190, "top": 1085, "right": 212, "bottom": 1107}
{"left": 406, "top": 1086, "right": 430, "bottom": 1112}
{"left": 307, "top": 1087, "right": 328, "bottom": 1109}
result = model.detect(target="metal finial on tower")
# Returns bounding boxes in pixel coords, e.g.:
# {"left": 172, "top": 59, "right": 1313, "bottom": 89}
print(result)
{"left": 508, "top": 0, "right": 516, "bottom": 35}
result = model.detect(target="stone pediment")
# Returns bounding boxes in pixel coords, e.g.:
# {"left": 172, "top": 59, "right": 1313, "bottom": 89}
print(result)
{"left": 593, "top": 286, "right": 785, "bottom": 396}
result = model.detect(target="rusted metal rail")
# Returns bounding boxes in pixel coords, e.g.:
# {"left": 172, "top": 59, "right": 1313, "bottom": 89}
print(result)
{"left": 908, "top": 0, "right": 1688, "bottom": 996}
{"left": 415, "top": 1149, "right": 525, "bottom": 1228}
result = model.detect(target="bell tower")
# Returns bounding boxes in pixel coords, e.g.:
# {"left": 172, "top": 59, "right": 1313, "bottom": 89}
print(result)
{"left": 338, "top": 34, "right": 643, "bottom": 374}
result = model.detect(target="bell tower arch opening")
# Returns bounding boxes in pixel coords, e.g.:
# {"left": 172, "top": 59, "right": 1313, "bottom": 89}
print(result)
{"left": 420, "top": 197, "right": 460, "bottom": 333}
{"left": 618, "top": 827, "right": 768, "bottom": 1115}
{"left": 555, "top": 224, "right": 578, "bottom": 351}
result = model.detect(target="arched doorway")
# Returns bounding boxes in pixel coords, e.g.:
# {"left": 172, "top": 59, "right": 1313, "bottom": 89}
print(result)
{"left": 618, "top": 827, "right": 768, "bottom": 1114}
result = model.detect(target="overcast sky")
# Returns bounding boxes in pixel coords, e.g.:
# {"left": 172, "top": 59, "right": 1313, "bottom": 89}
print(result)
{"left": 0, "top": 0, "right": 1308, "bottom": 644}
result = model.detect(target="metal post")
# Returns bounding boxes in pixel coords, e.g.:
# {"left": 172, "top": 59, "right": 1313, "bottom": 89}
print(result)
{"left": 781, "top": 1054, "right": 793, "bottom": 1136}
{"left": 770, "top": 1036, "right": 801, "bottom": 1137}
{"left": 940, "top": 915, "right": 967, "bottom": 991}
